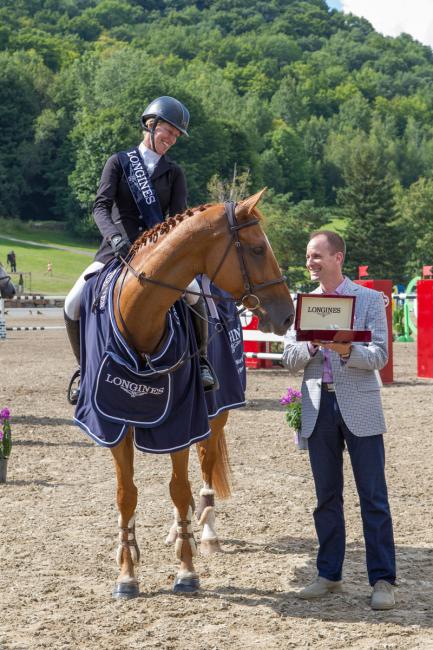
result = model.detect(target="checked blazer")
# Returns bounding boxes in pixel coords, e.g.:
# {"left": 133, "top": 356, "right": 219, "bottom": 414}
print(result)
{"left": 282, "top": 278, "right": 388, "bottom": 439}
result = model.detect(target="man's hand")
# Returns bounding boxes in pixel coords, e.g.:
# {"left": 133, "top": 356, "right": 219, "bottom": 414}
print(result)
{"left": 312, "top": 340, "right": 352, "bottom": 357}
{"left": 110, "top": 234, "right": 131, "bottom": 259}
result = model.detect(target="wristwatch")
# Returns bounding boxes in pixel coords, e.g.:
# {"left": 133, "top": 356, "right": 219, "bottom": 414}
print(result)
{"left": 111, "top": 234, "right": 122, "bottom": 246}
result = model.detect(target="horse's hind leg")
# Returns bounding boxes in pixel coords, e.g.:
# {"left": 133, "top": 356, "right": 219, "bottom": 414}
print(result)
{"left": 196, "top": 410, "right": 231, "bottom": 555}
{"left": 111, "top": 429, "right": 140, "bottom": 599}
{"left": 170, "top": 448, "right": 199, "bottom": 594}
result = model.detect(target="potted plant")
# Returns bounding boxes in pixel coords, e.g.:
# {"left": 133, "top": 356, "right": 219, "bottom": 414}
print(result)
{"left": 0, "top": 407, "right": 12, "bottom": 482}
{"left": 280, "top": 387, "right": 307, "bottom": 450}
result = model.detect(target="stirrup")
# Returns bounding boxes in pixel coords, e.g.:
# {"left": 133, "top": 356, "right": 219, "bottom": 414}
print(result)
{"left": 200, "top": 358, "right": 219, "bottom": 392}
{"left": 67, "top": 368, "right": 81, "bottom": 405}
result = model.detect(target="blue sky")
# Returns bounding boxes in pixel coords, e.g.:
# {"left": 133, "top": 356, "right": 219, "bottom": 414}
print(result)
{"left": 324, "top": 0, "right": 433, "bottom": 48}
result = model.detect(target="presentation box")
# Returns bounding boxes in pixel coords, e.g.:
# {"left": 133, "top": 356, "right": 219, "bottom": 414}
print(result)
{"left": 295, "top": 293, "right": 371, "bottom": 342}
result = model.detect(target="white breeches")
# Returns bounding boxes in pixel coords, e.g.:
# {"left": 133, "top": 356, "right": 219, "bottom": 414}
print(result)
{"left": 185, "top": 278, "right": 200, "bottom": 305}
{"left": 64, "top": 261, "right": 105, "bottom": 320}
{"left": 65, "top": 265, "right": 200, "bottom": 319}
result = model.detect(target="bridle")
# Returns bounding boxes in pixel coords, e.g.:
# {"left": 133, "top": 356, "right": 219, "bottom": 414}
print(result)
{"left": 111, "top": 201, "right": 287, "bottom": 375}
{"left": 117, "top": 201, "right": 286, "bottom": 311}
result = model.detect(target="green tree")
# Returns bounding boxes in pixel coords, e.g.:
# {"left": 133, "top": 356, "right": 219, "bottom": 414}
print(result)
{"left": 337, "top": 137, "right": 403, "bottom": 281}
{"left": 0, "top": 51, "right": 49, "bottom": 218}
{"left": 395, "top": 177, "right": 433, "bottom": 278}
{"left": 264, "top": 194, "right": 332, "bottom": 288}
{"left": 259, "top": 122, "right": 312, "bottom": 200}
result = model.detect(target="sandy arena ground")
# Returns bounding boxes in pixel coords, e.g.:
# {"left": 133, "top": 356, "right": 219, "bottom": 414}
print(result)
{"left": 1, "top": 310, "right": 432, "bottom": 649}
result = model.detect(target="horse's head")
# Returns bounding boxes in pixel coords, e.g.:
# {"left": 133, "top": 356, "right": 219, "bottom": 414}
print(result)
{"left": 0, "top": 267, "right": 15, "bottom": 299}
{"left": 204, "top": 190, "right": 294, "bottom": 335}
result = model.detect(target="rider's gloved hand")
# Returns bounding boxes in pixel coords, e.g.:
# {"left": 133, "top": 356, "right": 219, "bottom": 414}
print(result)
{"left": 110, "top": 234, "right": 131, "bottom": 260}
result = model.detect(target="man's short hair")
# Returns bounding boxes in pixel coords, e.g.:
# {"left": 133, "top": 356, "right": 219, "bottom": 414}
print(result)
{"left": 309, "top": 230, "right": 346, "bottom": 257}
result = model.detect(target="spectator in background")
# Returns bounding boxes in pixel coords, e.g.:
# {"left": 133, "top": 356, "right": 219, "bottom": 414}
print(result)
{"left": 18, "top": 273, "right": 24, "bottom": 295}
{"left": 7, "top": 251, "right": 16, "bottom": 273}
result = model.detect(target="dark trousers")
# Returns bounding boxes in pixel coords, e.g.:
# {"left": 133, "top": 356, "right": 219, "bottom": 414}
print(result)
{"left": 308, "top": 390, "right": 396, "bottom": 586}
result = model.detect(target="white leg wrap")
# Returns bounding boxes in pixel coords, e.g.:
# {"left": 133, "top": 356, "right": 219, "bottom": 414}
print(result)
{"left": 174, "top": 506, "right": 197, "bottom": 560}
{"left": 200, "top": 487, "right": 215, "bottom": 496}
{"left": 197, "top": 487, "right": 218, "bottom": 540}
{"left": 165, "top": 508, "right": 178, "bottom": 546}
{"left": 201, "top": 508, "right": 218, "bottom": 542}
{"left": 116, "top": 514, "right": 139, "bottom": 567}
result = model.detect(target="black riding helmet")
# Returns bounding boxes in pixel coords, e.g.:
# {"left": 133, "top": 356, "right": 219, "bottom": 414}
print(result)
{"left": 140, "top": 96, "right": 190, "bottom": 137}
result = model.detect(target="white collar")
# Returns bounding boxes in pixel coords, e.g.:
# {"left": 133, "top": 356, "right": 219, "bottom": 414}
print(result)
{"left": 138, "top": 142, "right": 161, "bottom": 175}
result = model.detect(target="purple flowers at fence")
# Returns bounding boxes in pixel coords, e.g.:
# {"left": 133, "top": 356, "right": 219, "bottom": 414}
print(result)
{"left": 0, "top": 408, "right": 11, "bottom": 459}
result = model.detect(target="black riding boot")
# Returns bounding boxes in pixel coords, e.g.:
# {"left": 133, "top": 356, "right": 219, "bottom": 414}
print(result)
{"left": 192, "top": 297, "right": 218, "bottom": 391}
{"left": 64, "top": 311, "right": 81, "bottom": 405}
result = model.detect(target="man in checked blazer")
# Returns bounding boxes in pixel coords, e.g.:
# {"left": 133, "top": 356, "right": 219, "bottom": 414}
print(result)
{"left": 283, "top": 230, "right": 396, "bottom": 610}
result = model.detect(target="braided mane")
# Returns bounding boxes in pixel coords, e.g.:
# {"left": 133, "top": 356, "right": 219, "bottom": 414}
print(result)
{"left": 131, "top": 204, "right": 212, "bottom": 252}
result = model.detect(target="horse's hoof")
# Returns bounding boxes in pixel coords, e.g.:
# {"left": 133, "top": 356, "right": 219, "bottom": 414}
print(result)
{"left": 173, "top": 574, "right": 200, "bottom": 594}
{"left": 112, "top": 581, "right": 139, "bottom": 599}
{"left": 200, "top": 538, "right": 222, "bottom": 555}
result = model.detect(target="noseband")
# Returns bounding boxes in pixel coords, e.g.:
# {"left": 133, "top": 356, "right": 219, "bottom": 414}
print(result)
{"left": 118, "top": 201, "right": 286, "bottom": 311}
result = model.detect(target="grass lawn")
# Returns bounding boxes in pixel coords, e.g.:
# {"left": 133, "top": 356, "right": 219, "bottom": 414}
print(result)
{"left": 0, "top": 220, "right": 97, "bottom": 294}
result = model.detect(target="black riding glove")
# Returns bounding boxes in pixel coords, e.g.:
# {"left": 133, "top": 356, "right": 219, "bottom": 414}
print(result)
{"left": 110, "top": 234, "right": 131, "bottom": 260}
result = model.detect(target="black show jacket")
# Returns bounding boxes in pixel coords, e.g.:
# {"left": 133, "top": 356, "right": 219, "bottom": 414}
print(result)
{"left": 93, "top": 151, "right": 187, "bottom": 263}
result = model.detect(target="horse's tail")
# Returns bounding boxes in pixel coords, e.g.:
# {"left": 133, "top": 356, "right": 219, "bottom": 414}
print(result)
{"left": 211, "top": 425, "right": 232, "bottom": 500}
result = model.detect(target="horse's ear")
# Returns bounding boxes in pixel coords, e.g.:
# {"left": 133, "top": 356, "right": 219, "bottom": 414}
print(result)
{"left": 235, "top": 188, "right": 267, "bottom": 217}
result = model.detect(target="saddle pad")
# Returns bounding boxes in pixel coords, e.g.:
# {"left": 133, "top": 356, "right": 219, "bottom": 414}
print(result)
{"left": 200, "top": 276, "right": 247, "bottom": 418}
{"left": 74, "top": 260, "right": 210, "bottom": 453}
{"left": 92, "top": 353, "right": 172, "bottom": 426}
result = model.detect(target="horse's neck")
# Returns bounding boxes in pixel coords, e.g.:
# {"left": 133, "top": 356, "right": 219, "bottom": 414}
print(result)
{"left": 116, "top": 224, "right": 206, "bottom": 354}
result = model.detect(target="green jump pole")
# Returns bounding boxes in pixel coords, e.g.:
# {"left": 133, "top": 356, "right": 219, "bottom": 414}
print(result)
{"left": 396, "top": 276, "right": 419, "bottom": 342}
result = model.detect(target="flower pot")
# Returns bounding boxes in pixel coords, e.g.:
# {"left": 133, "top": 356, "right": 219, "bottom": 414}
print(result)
{"left": 0, "top": 458, "right": 8, "bottom": 483}
{"left": 294, "top": 430, "right": 308, "bottom": 451}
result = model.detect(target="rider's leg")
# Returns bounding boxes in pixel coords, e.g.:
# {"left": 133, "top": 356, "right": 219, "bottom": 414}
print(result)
{"left": 64, "top": 261, "right": 104, "bottom": 403}
{"left": 185, "top": 280, "right": 217, "bottom": 390}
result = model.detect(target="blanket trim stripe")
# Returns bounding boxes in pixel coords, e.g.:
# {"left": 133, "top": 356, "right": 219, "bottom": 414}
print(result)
{"left": 132, "top": 426, "right": 212, "bottom": 454}
{"left": 208, "top": 400, "right": 246, "bottom": 419}
{"left": 108, "top": 267, "right": 178, "bottom": 370}
{"left": 74, "top": 417, "right": 128, "bottom": 448}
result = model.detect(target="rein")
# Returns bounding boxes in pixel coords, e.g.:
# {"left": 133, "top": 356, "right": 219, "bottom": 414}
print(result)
{"left": 113, "top": 201, "right": 287, "bottom": 375}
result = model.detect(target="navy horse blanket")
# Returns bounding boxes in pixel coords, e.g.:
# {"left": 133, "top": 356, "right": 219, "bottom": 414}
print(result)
{"left": 74, "top": 262, "right": 245, "bottom": 454}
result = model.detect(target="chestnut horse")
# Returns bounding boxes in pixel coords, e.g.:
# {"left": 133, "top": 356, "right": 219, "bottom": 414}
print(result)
{"left": 102, "top": 190, "right": 294, "bottom": 597}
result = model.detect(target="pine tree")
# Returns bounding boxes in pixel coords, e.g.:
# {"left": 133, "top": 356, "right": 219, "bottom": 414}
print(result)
{"left": 337, "top": 137, "right": 403, "bottom": 281}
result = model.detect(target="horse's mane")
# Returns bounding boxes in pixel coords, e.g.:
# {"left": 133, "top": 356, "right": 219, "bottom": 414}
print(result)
{"left": 131, "top": 204, "right": 212, "bottom": 252}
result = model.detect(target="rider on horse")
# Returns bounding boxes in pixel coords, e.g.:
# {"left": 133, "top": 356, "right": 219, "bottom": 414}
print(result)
{"left": 64, "top": 96, "right": 216, "bottom": 403}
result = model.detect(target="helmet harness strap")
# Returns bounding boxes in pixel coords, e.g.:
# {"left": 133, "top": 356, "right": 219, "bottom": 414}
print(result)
{"left": 143, "top": 117, "right": 160, "bottom": 153}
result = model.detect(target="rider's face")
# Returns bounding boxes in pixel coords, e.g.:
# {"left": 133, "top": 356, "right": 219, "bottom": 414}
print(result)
{"left": 147, "top": 121, "right": 181, "bottom": 155}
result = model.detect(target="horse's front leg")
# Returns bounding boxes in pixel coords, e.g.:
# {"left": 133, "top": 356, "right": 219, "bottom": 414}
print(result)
{"left": 111, "top": 428, "right": 140, "bottom": 599}
{"left": 195, "top": 411, "right": 230, "bottom": 555}
{"left": 170, "top": 448, "right": 199, "bottom": 594}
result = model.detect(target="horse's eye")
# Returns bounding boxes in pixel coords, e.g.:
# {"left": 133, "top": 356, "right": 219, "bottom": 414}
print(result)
{"left": 251, "top": 246, "right": 265, "bottom": 256}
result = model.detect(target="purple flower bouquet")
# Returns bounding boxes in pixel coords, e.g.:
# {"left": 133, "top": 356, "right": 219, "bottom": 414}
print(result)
{"left": 280, "top": 388, "right": 307, "bottom": 450}
{"left": 0, "top": 408, "right": 12, "bottom": 459}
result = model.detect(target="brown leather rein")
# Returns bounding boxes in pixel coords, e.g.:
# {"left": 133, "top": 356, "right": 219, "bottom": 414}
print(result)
{"left": 117, "top": 201, "right": 286, "bottom": 311}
